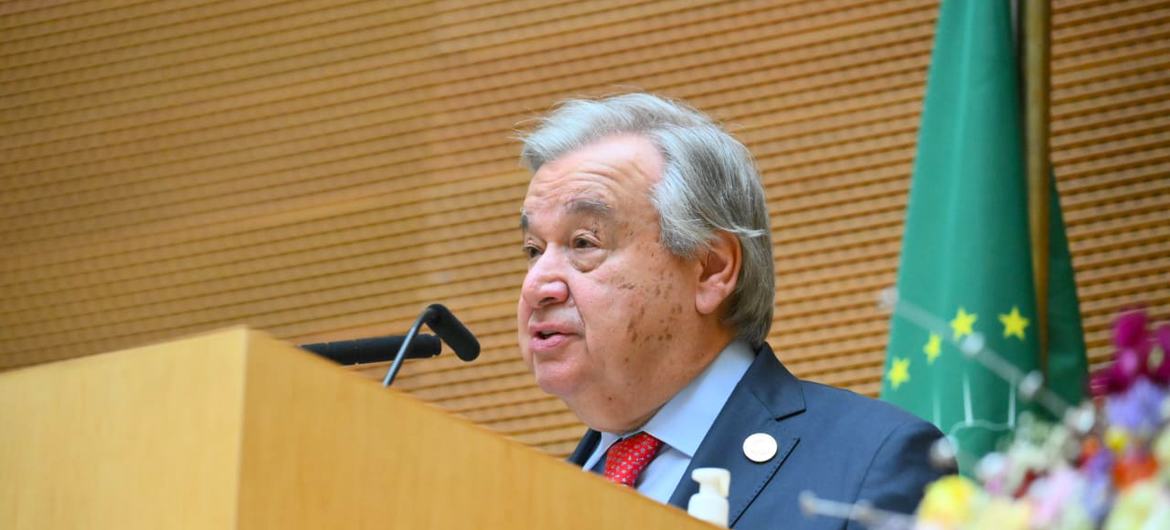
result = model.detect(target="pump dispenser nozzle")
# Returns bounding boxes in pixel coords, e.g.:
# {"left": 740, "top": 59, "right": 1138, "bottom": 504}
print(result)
{"left": 687, "top": 467, "right": 730, "bottom": 527}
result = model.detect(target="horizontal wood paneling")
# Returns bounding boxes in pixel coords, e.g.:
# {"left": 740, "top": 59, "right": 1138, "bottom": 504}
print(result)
{"left": 2, "top": 0, "right": 1167, "bottom": 457}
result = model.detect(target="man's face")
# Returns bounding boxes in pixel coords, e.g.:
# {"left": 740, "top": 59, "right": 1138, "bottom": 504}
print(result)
{"left": 517, "top": 134, "right": 707, "bottom": 432}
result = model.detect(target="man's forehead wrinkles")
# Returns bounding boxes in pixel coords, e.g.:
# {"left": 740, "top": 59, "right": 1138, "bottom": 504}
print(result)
{"left": 575, "top": 161, "right": 629, "bottom": 180}
{"left": 517, "top": 196, "right": 616, "bottom": 237}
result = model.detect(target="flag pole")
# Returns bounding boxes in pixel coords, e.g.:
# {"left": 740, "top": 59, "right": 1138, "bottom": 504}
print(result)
{"left": 1023, "top": 0, "right": 1051, "bottom": 370}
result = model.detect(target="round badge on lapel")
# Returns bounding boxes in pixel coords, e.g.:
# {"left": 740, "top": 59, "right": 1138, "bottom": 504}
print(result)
{"left": 743, "top": 433, "right": 778, "bottom": 463}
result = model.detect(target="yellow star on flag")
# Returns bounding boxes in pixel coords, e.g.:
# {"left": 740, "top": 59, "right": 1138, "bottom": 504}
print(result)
{"left": 950, "top": 307, "right": 977, "bottom": 341}
{"left": 923, "top": 333, "right": 942, "bottom": 364}
{"left": 887, "top": 357, "right": 911, "bottom": 390}
{"left": 999, "top": 306, "right": 1029, "bottom": 340}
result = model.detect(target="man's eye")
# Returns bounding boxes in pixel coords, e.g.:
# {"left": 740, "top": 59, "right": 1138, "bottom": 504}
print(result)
{"left": 572, "top": 237, "right": 597, "bottom": 249}
{"left": 522, "top": 245, "right": 542, "bottom": 259}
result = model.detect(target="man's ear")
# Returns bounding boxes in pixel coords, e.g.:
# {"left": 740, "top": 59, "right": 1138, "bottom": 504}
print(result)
{"left": 695, "top": 231, "right": 741, "bottom": 316}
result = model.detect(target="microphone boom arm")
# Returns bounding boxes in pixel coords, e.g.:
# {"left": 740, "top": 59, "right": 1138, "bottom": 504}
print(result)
{"left": 382, "top": 306, "right": 437, "bottom": 387}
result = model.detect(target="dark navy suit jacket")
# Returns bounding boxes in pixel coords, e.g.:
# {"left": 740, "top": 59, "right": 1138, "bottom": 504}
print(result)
{"left": 568, "top": 344, "right": 951, "bottom": 529}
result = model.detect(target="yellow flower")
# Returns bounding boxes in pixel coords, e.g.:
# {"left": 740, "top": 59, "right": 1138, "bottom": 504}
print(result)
{"left": 1105, "top": 426, "right": 1130, "bottom": 454}
{"left": 917, "top": 475, "right": 984, "bottom": 528}
{"left": 1105, "top": 480, "right": 1162, "bottom": 530}
{"left": 970, "top": 498, "right": 1030, "bottom": 530}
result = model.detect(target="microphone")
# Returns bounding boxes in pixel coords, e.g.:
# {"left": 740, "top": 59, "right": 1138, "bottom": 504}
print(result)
{"left": 300, "top": 334, "right": 441, "bottom": 365}
{"left": 381, "top": 303, "right": 481, "bottom": 387}
{"left": 420, "top": 304, "right": 481, "bottom": 362}
{"left": 298, "top": 304, "right": 480, "bottom": 388}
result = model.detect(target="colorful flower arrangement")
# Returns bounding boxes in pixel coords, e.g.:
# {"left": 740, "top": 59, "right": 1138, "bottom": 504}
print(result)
{"left": 913, "top": 309, "right": 1170, "bottom": 530}
{"left": 799, "top": 309, "right": 1170, "bottom": 529}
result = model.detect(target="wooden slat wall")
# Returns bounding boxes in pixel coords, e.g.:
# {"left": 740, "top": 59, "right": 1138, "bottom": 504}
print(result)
{"left": 2, "top": 0, "right": 1168, "bottom": 457}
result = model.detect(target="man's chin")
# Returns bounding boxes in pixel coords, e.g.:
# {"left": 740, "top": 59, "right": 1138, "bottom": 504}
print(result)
{"left": 533, "top": 371, "right": 579, "bottom": 400}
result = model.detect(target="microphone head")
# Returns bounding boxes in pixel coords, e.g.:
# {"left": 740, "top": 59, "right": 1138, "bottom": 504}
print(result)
{"left": 423, "top": 304, "right": 480, "bottom": 362}
{"left": 300, "top": 333, "right": 441, "bottom": 364}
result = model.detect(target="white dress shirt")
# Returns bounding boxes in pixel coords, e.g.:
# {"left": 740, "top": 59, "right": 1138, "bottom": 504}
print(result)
{"left": 581, "top": 339, "right": 756, "bottom": 503}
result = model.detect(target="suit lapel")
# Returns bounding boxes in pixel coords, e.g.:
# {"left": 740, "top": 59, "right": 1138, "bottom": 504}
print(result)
{"left": 567, "top": 428, "right": 601, "bottom": 467}
{"left": 667, "top": 345, "right": 805, "bottom": 527}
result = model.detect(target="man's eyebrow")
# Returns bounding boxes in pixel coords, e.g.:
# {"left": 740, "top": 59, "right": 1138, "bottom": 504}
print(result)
{"left": 564, "top": 198, "right": 613, "bottom": 218}
{"left": 519, "top": 198, "right": 613, "bottom": 233}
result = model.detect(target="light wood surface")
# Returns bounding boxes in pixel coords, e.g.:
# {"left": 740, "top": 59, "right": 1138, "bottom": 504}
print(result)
{"left": 237, "top": 327, "right": 716, "bottom": 530}
{"left": 0, "top": 329, "right": 248, "bottom": 529}
{"left": 0, "top": 327, "right": 718, "bottom": 530}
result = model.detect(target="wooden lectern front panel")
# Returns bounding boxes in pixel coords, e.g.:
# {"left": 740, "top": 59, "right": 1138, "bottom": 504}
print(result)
{"left": 235, "top": 330, "right": 715, "bottom": 529}
{"left": 0, "top": 328, "right": 719, "bottom": 528}
{"left": 0, "top": 330, "right": 249, "bottom": 529}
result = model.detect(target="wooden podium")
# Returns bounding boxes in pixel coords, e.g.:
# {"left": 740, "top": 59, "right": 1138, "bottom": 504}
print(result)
{"left": 0, "top": 327, "right": 714, "bottom": 529}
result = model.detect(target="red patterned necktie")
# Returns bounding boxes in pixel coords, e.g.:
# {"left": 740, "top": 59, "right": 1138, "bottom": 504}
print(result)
{"left": 603, "top": 432, "right": 664, "bottom": 487}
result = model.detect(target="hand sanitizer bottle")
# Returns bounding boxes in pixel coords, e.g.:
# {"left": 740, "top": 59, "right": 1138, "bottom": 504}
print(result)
{"left": 687, "top": 467, "right": 730, "bottom": 527}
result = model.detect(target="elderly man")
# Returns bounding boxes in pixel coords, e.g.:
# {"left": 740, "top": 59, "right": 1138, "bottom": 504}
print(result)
{"left": 516, "top": 93, "right": 949, "bottom": 528}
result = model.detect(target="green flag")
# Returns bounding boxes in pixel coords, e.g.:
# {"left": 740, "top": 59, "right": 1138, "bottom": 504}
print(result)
{"left": 879, "top": 1, "right": 1088, "bottom": 473}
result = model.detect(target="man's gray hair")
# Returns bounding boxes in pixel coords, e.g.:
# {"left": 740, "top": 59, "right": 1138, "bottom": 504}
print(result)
{"left": 520, "top": 93, "right": 774, "bottom": 347}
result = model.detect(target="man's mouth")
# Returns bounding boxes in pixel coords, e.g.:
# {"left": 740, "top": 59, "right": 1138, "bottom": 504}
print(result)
{"left": 529, "top": 325, "right": 574, "bottom": 352}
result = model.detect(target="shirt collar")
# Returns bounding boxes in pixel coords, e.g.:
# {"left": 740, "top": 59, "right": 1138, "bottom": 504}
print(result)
{"left": 593, "top": 339, "right": 756, "bottom": 460}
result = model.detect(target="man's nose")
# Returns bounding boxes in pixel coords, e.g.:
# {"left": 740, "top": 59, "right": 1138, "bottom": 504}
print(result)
{"left": 522, "top": 249, "right": 570, "bottom": 308}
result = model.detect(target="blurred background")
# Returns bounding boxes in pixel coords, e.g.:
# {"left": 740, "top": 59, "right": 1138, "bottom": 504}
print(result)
{"left": 2, "top": 0, "right": 1168, "bottom": 457}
